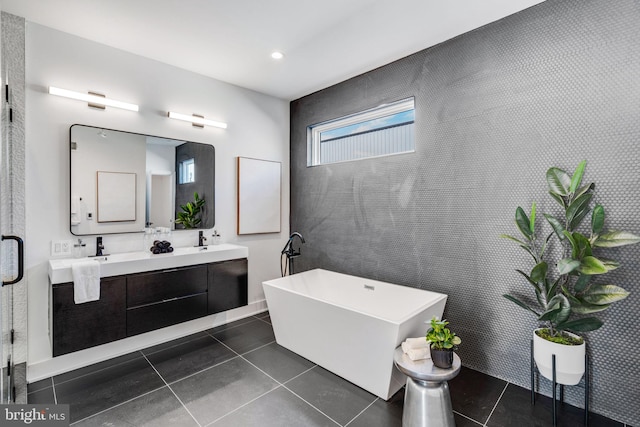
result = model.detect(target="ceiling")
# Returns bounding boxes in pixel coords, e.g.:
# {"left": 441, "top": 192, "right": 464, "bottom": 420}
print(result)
{"left": 1, "top": 0, "right": 545, "bottom": 100}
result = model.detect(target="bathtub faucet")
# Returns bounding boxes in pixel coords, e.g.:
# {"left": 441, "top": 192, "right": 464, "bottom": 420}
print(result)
{"left": 282, "top": 232, "right": 305, "bottom": 256}
{"left": 281, "top": 232, "right": 305, "bottom": 276}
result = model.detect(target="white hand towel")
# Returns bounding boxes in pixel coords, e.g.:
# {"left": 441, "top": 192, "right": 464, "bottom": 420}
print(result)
{"left": 71, "top": 196, "right": 82, "bottom": 225}
{"left": 407, "top": 348, "right": 431, "bottom": 361}
{"left": 402, "top": 337, "right": 429, "bottom": 353}
{"left": 72, "top": 260, "right": 100, "bottom": 304}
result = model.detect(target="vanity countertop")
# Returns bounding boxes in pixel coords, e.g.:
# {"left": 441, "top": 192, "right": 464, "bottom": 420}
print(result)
{"left": 48, "top": 243, "right": 249, "bottom": 284}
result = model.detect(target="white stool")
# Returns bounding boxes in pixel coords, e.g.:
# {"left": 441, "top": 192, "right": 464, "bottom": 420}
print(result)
{"left": 393, "top": 346, "right": 461, "bottom": 427}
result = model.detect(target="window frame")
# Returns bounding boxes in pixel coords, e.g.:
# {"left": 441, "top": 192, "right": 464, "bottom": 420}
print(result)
{"left": 307, "top": 97, "right": 415, "bottom": 166}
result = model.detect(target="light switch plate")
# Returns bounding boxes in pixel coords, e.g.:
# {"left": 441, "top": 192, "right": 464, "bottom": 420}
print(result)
{"left": 51, "top": 240, "right": 73, "bottom": 257}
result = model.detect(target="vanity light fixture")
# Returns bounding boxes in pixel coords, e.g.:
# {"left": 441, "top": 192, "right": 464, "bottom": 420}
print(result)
{"left": 271, "top": 51, "right": 284, "bottom": 60}
{"left": 48, "top": 86, "right": 139, "bottom": 112}
{"left": 167, "top": 111, "right": 227, "bottom": 129}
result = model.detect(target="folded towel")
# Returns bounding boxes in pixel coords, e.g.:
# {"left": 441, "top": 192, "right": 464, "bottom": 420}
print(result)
{"left": 71, "top": 196, "right": 82, "bottom": 225}
{"left": 72, "top": 260, "right": 100, "bottom": 304}
{"left": 407, "top": 348, "right": 431, "bottom": 361}
{"left": 402, "top": 337, "right": 429, "bottom": 353}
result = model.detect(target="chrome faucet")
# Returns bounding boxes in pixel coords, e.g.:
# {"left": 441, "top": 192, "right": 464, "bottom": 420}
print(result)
{"left": 198, "top": 230, "right": 207, "bottom": 247}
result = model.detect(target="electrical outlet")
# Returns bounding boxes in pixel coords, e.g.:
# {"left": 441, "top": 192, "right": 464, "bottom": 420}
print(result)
{"left": 51, "top": 240, "right": 73, "bottom": 257}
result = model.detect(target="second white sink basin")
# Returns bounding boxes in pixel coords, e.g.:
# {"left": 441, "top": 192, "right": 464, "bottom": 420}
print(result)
{"left": 49, "top": 243, "right": 248, "bottom": 284}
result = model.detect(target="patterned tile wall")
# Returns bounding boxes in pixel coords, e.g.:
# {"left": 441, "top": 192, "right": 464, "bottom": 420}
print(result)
{"left": 290, "top": 0, "right": 640, "bottom": 424}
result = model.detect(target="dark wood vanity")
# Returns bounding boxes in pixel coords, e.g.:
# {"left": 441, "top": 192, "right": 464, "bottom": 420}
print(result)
{"left": 51, "top": 258, "right": 248, "bottom": 356}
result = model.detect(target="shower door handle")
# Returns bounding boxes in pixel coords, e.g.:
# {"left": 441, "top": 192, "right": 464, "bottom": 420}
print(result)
{"left": 2, "top": 235, "right": 24, "bottom": 286}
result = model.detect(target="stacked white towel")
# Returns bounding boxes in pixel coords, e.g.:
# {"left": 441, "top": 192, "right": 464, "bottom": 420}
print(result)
{"left": 72, "top": 260, "right": 101, "bottom": 304}
{"left": 401, "top": 337, "right": 431, "bottom": 361}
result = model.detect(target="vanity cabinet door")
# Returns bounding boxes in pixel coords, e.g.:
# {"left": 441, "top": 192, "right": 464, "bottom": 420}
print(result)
{"left": 52, "top": 276, "right": 127, "bottom": 357}
{"left": 126, "top": 294, "right": 208, "bottom": 336}
{"left": 126, "top": 264, "right": 208, "bottom": 336}
{"left": 126, "top": 265, "right": 207, "bottom": 307}
{"left": 208, "top": 258, "right": 248, "bottom": 314}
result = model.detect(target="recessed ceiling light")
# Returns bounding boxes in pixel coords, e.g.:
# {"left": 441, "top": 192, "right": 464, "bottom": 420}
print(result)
{"left": 271, "top": 51, "right": 284, "bottom": 60}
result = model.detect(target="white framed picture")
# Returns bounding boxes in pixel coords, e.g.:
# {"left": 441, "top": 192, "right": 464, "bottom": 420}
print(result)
{"left": 237, "top": 157, "right": 281, "bottom": 234}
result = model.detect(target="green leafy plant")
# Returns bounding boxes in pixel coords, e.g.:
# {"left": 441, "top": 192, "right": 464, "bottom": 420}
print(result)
{"left": 175, "top": 192, "right": 205, "bottom": 229}
{"left": 426, "top": 317, "right": 462, "bottom": 350}
{"left": 501, "top": 160, "right": 640, "bottom": 342}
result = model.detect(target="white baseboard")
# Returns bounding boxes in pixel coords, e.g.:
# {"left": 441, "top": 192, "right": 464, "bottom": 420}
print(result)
{"left": 27, "top": 299, "right": 268, "bottom": 383}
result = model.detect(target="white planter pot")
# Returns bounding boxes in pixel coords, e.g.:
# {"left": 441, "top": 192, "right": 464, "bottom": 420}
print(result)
{"left": 533, "top": 328, "right": 586, "bottom": 385}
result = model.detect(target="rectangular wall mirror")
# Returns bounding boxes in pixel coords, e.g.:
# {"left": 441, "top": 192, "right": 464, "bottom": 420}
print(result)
{"left": 70, "top": 124, "right": 215, "bottom": 235}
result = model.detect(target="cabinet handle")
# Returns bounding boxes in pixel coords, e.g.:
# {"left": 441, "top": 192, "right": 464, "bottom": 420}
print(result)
{"left": 162, "top": 268, "right": 179, "bottom": 273}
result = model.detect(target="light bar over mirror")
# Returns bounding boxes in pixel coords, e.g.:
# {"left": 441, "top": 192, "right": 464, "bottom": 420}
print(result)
{"left": 168, "top": 111, "right": 227, "bottom": 129}
{"left": 48, "top": 86, "right": 139, "bottom": 112}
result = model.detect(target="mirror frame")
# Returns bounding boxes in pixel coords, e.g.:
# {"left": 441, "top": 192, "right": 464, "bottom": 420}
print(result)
{"left": 69, "top": 124, "right": 215, "bottom": 236}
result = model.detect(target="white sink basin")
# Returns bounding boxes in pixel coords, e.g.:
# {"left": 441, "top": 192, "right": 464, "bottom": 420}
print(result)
{"left": 48, "top": 243, "right": 248, "bottom": 284}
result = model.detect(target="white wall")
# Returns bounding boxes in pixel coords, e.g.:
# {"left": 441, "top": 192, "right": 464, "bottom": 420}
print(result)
{"left": 25, "top": 23, "right": 289, "bottom": 371}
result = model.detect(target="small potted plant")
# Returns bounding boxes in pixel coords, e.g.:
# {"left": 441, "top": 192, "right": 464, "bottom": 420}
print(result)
{"left": 501, "top": 160, "right": 639, "bottom": 385}
{"left": 426, "top": 317, "right": 461, "bottom": 369}
{"left": 175, "top": 192, "right": 205, "bottom": 229}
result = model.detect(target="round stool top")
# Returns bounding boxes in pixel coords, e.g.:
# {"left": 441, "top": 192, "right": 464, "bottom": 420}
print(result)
{"left": 394, "top": 346, "right": 461, "bottom": 382}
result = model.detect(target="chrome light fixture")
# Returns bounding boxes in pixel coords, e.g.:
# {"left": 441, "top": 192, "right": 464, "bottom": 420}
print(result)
{"left": 167, "top": 111, "right": 227, "bottom": 129}
{"left": 48, "top": 86, "right": 139, "bottom": 112}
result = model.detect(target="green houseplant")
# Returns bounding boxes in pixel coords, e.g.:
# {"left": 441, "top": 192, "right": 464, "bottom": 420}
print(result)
{"left": 426, "top": 317, "right": 461, "bottom": 369}
{"left": 501, "top": 160, "right": 639, "bottom": 384}
{"left": 175, "top": 192, "right": 206, "bottom": 229}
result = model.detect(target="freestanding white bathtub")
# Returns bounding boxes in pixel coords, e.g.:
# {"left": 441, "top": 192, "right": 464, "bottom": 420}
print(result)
{"left": 262, "top": 269, "right": 448, "bottom": 400}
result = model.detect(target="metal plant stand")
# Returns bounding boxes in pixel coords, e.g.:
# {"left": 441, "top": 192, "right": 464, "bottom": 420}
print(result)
{"left": 530, "top": 339, "right": 590, "bottom": 426}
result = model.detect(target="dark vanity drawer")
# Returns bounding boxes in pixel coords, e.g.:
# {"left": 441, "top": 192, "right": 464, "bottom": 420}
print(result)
{"left": 208, "top": 259, "right": 248, "bottom": 314}
{"left": 126, "top": 293, "right": 208, "bottom": 336}
{"left": 52, "top": 276, "right": 127, "bottom": 356}
{"left": 127, "top": 265, "right": 207, "bottom": 308}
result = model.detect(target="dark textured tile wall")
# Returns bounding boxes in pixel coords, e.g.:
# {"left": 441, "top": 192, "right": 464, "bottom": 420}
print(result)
{"left": 289, "top": 0, "right": 640, "bottom": 424}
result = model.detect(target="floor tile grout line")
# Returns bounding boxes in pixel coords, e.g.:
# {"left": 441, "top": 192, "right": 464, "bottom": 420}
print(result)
{"left": 141, "top": 353, "right": 202, "bottom": 427}
{"left": 254, "top": 316, "right": 271, "bottom": 326}
{"left": 279, "top": 383, "right": 343, "bottom": 427}
{"left": 209, "top": 335, "right": 341, "bottom": 426}
{"left": 453, "top": 410, "right": 484, "bottom": 426}
{"left": 208, "top": 317, "right": 262, "bottom": 334}
{"left": 165, "top": 355, "right": 241, "bottom": 386}
{"left": 202, "top": 385, "right": 284, "bottom": 427}
{"left": 343, "top": 397, "right": 379, "bottom": 426}
{"left": 52, "top": 350, "right": 147, "bottom": 387}
{"left": 26, "top": 378, "right": 55, "bottom": 396}
{"left": 282, "top": 365, "right": 318, "bottom": 386}
{"left": 51, "top": 378, "right": 58, "bottom": 405}
{"left": 142, "top": 332, "right": 214, "bottom": 357}
{"left": 67, "top": 385, "right": 166, "bottom": 426}
{"left": 483, "top": 381, "right": 510, "bottom": 426}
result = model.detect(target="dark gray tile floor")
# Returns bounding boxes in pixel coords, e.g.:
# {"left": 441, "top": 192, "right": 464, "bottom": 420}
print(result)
{"left": 27, "top": 313, "right": 626, "bottom": 426}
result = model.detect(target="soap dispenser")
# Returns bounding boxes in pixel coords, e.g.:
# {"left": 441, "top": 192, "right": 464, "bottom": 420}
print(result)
{"left": 212, "top": 230, "right": 221, "bottom": 245}
{"left": 73, "top": 238, "right": 86, "bottom": 258}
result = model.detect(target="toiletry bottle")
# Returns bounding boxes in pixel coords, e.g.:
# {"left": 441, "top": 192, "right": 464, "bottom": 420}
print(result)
{"left": 73, "top": 239, "right": 86, "bottom": 258}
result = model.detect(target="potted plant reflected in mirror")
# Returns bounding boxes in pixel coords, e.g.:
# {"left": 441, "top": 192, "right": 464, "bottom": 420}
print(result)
{"left": 426, "top": 317, "right": 461, "bottom": 369}
{"left": 176, "top": 192, "right": 205, "bottom": 229}
{"left": 501, "top": 160, "right": 640, "bottom": 385}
